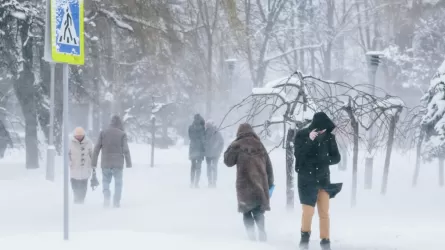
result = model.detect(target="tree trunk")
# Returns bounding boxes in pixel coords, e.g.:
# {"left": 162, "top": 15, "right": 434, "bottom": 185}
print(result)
{"left": 298, "top": 0, "right": 306, "bottom": 72}
{"left": 206, "top": 67, "right": 213, "bottom": 117}
{"left": 338, "top": 144, "right": 347, "bottom": 171}
{"left": 439, "top": 156, "right": 444, "bottom": 187}
{"left": 381, "top": 111, "right": 400, "bottom": 195}
{"left": 412, "top": 132, "right": 424, "bottom": 187}
{"left": 351, "top": 123, "right": 359, "bottom": 207}
{"left": 13, "top": 21, "right": 39, "bottom": 169}
{"left": 364, "top": 157, "right": 373, "bottom": 189}
{"left": 91, "top": 35, "right": 101, "bottom": 140}
{"left": 323, "top": 0, "right": 334, "bottom": 80}
{"left": 309, "top": 0, "right": 315, "bottom": 75}
{"left": 345, "top": 106, "right": 358, "bottom": 207}
{"left": 151, "top": 117, "right": 156, "bottom": 168}
{"left": 14, "top": 75, "right": 39, "bottom": 169}
{"left": 285, "top": 128, "right": 295, "bottom": 210}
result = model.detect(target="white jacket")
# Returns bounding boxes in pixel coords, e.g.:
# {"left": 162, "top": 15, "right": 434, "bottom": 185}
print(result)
{"left": 69, "top": 136, "right": 94, "bottom": 180}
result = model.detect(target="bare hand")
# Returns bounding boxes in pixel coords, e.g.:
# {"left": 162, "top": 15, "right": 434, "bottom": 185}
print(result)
{"left": 309, "top": 129, "right": 318, "bottom": 141}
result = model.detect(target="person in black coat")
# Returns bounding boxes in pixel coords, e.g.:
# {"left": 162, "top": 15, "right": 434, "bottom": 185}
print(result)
{"left": 294, "top": 112, "right": 342, "bottom": 250}
{"left": 188, "top": 114, "right": 206, "bottom": 188}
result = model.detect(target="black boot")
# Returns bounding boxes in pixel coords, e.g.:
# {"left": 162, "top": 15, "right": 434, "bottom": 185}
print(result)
{"left": 243, "top": 213, "right": 256, "bottom": 241}
{"left": 299, "top": 231, "right": 310, "bottom": 249}
{"left": 190, "top": 160, "right": 197, "bottom": 188}
{"left": 253, "top": 212, "right": 267, "bottom": 242}
{"left": 194, "top": 163, "right": 201, "bottom": 188}
{"left": 320, "top": 239, "right": 331, "bottom": 250}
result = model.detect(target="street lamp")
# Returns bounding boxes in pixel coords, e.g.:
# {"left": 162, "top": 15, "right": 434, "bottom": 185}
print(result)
{"left": 224, "top": 58, "right": 237, "bottom": 139}
{"left": 366, "top": 52, "right": 383, "bottom": 95}
{"left": 225, "top": 58, "right": 237, "bottom": 98}
{"left": 364, "top": 51, "right": 383, "bottom": 190}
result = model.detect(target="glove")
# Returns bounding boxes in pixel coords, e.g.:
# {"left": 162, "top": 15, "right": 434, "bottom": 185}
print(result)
{"left": 269, "top": 184, "right": 275, "bottom": 197}
{"left": 90, "top": 170, "right": 99, "bottom": 191}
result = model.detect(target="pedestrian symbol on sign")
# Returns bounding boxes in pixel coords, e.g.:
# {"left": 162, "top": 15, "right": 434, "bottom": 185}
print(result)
{"left": 59, "top": 4, "right": 79, "bottom": 45}
{"left": 58, "top": 5, "right": 78, "bottom": 46}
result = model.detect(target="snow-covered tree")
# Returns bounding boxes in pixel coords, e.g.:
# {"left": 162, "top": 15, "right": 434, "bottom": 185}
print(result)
{"left": 0, "top": 0, "right": 45, "bottom": 169}
{"left": 420, "top": 60, "right": 445, "bottom": 186}
{"left": 421, "top": 61, "right": 445, "bottom": 157}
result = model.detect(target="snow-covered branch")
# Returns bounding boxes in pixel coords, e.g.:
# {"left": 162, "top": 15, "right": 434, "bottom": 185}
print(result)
{"left": 263, "top": 44, "right": 323, "bottom": 62}
{"left": 97, "top": 9, "right": 134, "bottom": 32}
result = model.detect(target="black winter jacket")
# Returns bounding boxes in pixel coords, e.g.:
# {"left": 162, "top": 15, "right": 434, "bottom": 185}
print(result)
{"left": 294, "top": 112, "right": 342, "bottom": 206}
{"left": 294, "top": 129, "right": 340, "bottom": 184}
{"left": 188, "top": 114, "right": 206, "bottom": 160}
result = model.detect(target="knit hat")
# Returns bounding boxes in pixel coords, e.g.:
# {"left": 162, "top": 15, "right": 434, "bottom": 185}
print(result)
{"left": 74, "top": 127, "right": 85, "bottom": 136}
{"left": 206, "top": 119, "right": 215, "bottom": 127}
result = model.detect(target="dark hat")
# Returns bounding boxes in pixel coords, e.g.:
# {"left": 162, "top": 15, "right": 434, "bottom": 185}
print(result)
{"left": 309, "top": 112, "right": 336, "bottom": 132}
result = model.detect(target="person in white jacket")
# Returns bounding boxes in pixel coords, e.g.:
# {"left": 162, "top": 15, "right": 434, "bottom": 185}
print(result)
{"left": 69, "top": 127, "right": 94, "bottom": 204}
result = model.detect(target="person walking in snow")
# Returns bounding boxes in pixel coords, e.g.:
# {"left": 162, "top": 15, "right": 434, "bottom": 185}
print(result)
{"left": 69, "top": 127, "right": 94, "bottom": 204}
{"left": 294, "top": 112, "right": 342, "bottom": 250}
{"left": 92, "top": 115, "right": 132, "bottom": 208}
{"left": 188, "top": 114, "right": 206, "bottom": 188}
{"left": 204, "top": 120, "right": 224, "bottom": 188}
{"left": 224, "top": 123, "right": 274, "bottom": 242}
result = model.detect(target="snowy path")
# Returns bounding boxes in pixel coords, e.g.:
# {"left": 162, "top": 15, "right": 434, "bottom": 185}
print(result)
{"left": 0, "top": 145, "right": 444, "bottom": 250}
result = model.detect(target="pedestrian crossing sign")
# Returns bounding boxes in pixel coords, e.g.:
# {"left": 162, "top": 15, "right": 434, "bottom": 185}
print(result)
{"left": 51, "top": 0, "right": 84, "bottom": 65}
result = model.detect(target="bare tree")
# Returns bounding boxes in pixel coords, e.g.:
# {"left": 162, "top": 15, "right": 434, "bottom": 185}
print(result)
{"left": 219, "top": 70, "right": 404, "bottom": 207}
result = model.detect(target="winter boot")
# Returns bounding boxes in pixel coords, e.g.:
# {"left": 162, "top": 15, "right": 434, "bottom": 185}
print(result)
{"left": 320, "top": 239, "right": 331, "bottom": 250}
{"left": 253, "top": 212, "right": 267, "bottom": 242}
{"left": 299, "top": 231, "right": 310, "bottom": 249}
{"left": 194, "top": 169, "right": 201, "bottom": 188}
{"left": 243, "top": 213, "right": 256, "bottom": 241}
{"left": 258, "top": 230, "right": 267, "bottom": 242}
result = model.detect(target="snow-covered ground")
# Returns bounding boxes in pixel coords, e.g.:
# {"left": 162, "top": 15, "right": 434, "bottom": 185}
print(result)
{"left": 0, "top": 144, "right": 444, "bottom": 250}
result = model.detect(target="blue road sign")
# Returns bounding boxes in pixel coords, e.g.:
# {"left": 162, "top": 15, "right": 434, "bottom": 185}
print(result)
{"left": 51, "top": 0, "right": 84, "bottom": 65}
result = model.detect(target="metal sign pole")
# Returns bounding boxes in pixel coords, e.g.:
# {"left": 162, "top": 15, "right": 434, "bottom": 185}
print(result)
{"left": 46, "top": 62, "right": 56, "bottom": 181}
{"left": 63, "top": 64, "right": 70, "bottom": 240}
{"left": 44, "top": 0, "right": 55, "bottom": 182}
{"left": 50, "top": 0, "right": 84, "bottom": 240}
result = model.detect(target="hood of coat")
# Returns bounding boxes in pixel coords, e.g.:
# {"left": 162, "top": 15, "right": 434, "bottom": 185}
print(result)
{"left": 110, "top": 115, "right": 124, "bottom": 130}
{"left": 205, "top": 121, "right": 217, "bottom": 133}
{"left": 236, "top": 123, "right": 260, "bottom": 140}
{"left": 309, "top": 112, "right": 336, "bottom": 133}
{"left": 192, "top": 114, "right": 205, "bottom": 127}
{"left": 71, "top": 135, "right": 90, "bottom": 144}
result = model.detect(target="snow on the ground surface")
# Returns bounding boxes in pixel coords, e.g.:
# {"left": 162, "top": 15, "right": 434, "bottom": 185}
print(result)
{"left": 0, "top": 231, "right": 276, "bottom": 250}
{"left": 0, "top": 144, "right": 444, "bottom": 250}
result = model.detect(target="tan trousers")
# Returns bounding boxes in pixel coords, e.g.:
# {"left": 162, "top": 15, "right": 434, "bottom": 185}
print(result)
{"left": 301, "top": 189, "right": 330, "bottom": 239}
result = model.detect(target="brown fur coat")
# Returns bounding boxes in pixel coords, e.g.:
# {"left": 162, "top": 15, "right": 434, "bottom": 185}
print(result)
{"left": 224, "top": 124, "right": 274, "bottom": 213}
